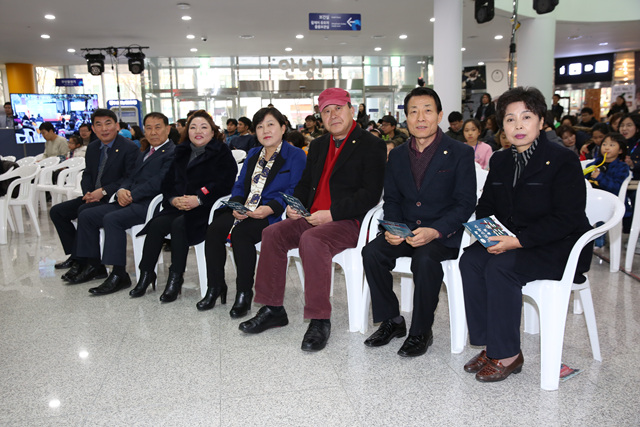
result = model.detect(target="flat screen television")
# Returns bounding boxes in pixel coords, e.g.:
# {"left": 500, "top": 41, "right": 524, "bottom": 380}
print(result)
{"left": 9, "top": 93, "right": 99, "bottom": 144}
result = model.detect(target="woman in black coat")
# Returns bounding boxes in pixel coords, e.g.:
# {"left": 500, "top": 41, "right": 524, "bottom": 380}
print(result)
{"left": 131, "top": 110, "right": 237, "bottom": 302}
{"left": 459, "top": 87, "right": 592, "bottom": 383}
{"left": 475, "top": 92, "right": 496, "bottom": 122}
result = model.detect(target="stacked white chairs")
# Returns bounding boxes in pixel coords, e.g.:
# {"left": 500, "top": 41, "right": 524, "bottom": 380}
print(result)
{"left": 2, "top": 155, "right": 16, "bottom": 162}
{"left": 286, "top": 203, "right": 382, "bottom": 333}
{"left": 0, "top": 164, "right": 40, "bottom": 244}
{"left": 34, "top": 153, "right": 44, "bottom": 161}
{"left": 522, "top": 188, "right": 624, "bottom": 390}
{"left": 16, "top": 156, "right": 36, "bottom": 167}
{"left": 46, "top": 158, "right": 85, "bottom": 205}
{"left": 35, "top": 157, "right": 61, "bottom": 211}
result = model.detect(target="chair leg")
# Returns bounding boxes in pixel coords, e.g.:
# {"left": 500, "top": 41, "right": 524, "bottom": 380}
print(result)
{"left": 39, "top": 192, "right": 47, "bottom": 211}
{"left": 194, "top": 242, "right": 207, "bottom": 298}
{"left": 400, "top": 276, "right": 414, "bottom": 313}
{"left": 523, "top": 296, "right": 540, "bottom": 335}
{"left": 340, "top": 259, "right": 363, "bottom": 333}
{"left": 10, "top": 205, "right": 24, "bottom": 233}
{"left": 26, "top": 203, "right": 41, "bottom": 236}
{"left": 573, "top": 297, "right": 584, "bottom": 315}
{"left": 360, "top": 278, "right": 372, "bottom": 334}
{"left": 609, "top": 223, "right": 622, "bottom": 273}
{"left": 443, "top": 263, "right": 467, "bottom": 354}
{"left": 536, "top": 284, "right": 571, "bottom": 391}
{"left": 625, "top": 220, "right": 640, "bottom": 271}
{"left": 295, "top": 258, "right": 305, "bottom": 291}
{"left": 576, "top": 286, "right": 602, "bottom": 361}
{"left": 0, "top": 203, "right": 8, "bottom": 245}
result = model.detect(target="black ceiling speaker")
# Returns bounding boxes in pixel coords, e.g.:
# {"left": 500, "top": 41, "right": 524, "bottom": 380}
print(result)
{"left": 533, "top": 0, "right": 559, "bottom": 14}
{"left": 475, "top": 0, "right": 495, "bottom": 24}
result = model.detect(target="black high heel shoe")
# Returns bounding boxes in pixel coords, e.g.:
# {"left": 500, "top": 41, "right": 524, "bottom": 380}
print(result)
{"left": 229, "top": 290, "right": 253, "bottom": 318}
{"left": 159, "top": 271, "right": 184, "bottom": 303}
{"left": 129, "top": 271, "right": 157, "bottom": 298}
{"left": 196, "top": 283, "right": 228, "bottom": 311}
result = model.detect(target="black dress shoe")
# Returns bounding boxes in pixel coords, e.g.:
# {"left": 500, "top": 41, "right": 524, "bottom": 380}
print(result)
{"left": 55, "top": 256, "right": 75, "bottom": 269}
{"left": 239, "top": 306, "right": 288, "bottom": 334}
{"left": 89, "top": 272, "right": 132, "bottom": 295}
{"left": 159, "top": 271, "right": 183, "bottom": 303}
{"left": 61, "top": 261, "right": 82, "bottom": 281}
{"left": 397, "top": 331, "right": 433, "bottom": 357}
{"left": 301, "top": 319, "right": 331, "bottom": 352}
{"left": 364, "top": 318, "right": 407, "bottom": 347}
{"left": 196, "top": 284, "right": 228, "bottom": 311}
{"left": 229, "top": 291, "right": 253, "bottom": 318}
{"left": 67, "top": 264, "right": 108, "bottom": 285}
{"left": 129, "top": 271, "right": 157, "bottom": 298}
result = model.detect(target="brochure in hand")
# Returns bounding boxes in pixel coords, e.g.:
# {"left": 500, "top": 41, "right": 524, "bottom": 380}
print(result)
{"left": 279, "top": 192, "right": 311, "bottom": 217}
{"left": 221, "top": 200, "right": 253, "bottom": 215}
{"left": 378, "top": 219, "right": 415, "bottom": 238}
{"left": 463, "top": 215, "right": 515, "bottom": 248}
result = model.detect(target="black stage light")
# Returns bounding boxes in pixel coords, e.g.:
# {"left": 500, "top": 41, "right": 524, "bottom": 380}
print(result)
{"left": 85, "top": 53, "right": 105, "bottom": 76}
{"left": 533, "top": 0, "right": 559, "bottom": 14}
{"left": 475, "top": 0, "right": 495, "bottom": 24}
{"left": 126, "top": 51, "right": 146, "bottom": 74}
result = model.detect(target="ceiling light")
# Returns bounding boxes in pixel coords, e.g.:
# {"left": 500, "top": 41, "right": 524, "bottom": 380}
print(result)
{"left": 494, "top": 35, "right": 503, "bottom": 40}
{"left": 430, "top": 17, "right": 435, "bottom": 22}
{"left": 190, "top": 48, "right": 198, "bottom": 52}
{"left": 186, "top": 34, "right": 195, "bottom": 39}
{"left": 372, "top": 35, "right": 385, "bottom": 39}
{"left": 374, "top": 47, "right": 382, "bottom": 51}
{"left": 181, "top": 15, "right": 192, "bottom": 20}
{"left": 399, "top": 34, "right": 408, "bottom": 39}
{"left": 44, "top": 14, "right": 55, "bottom": 20}
{"left": 239, "top": 35, "right": 254, "bottom": 39}
{"left": 41, "top": 34, "right": 50, "bottom": 39}
{"left": 568, "top": 35, "right": 582, "bottom": 40}
{"left": 296, "top": 34, "right": 304, "bottom": 39}
{"left": 339, "top": 42, "right": 347, "bottom": 45}
{"left": 126, "top": 50, "right": 146, "bottom": 74}
{"left": 84, "top": 53, "right": 105, "bottom": 76}
{"left": 461, "top": 47, "right": 466, "bottom": 51}
{"left": 176, "top": 2, "right": 191, "bottom": 9}
{"left": 478, "top": 61, "right": 485, "bottom": 65}
{"left": 67, "top": 48, "right": 76, "bottom": 53}
{"left": 599, "top": 42, "right": 608, "bottom": 46}
{"left": 285, "top": 47, "right": 293, "bottom": 52}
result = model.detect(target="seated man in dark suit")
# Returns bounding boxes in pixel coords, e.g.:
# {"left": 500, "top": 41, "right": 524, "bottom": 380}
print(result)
{"left": 361, "top": 87, "right": 477, "bottom": 357}
{"left": 50, "top": 108, "right": 139, "bottom": 284}
{"left": 72, "top": 112, "right": 175, "bottom": 295}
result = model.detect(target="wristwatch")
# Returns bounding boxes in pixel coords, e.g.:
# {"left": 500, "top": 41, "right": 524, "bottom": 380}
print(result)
{"left": 101, "top": 189, "right": 107, "bottom": 196}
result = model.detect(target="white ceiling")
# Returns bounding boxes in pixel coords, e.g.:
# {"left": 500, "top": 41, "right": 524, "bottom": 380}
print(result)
{"left": 0, "top": 0, "right": 638, "bottom": 68}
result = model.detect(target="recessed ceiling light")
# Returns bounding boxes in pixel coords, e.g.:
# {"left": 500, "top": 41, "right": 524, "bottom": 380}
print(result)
{"left": 44, "top": 14, "right": 55, "bottom": 20}
{"left": 176, "top": 2, "right": 190, "bottom": 9}
{"left": 399, "top": 34, "right": 408, "bottom": 40}
{"left": 374, "top": 47, "right": 382, "bottom": 51}
{"left": 461, "top": 47, "right": 466, "bottom": 51}
{"left": 339, "top": 42, "right": 347, "bottom": 45}
{"left": 285, "top": 47, "right": 293, "bottom": 52}
{"left": 41, "top": 34, "right": 50, "bottom": 39}
{"left": 190, "top": 48, "right": 198, "bottom": 52}
{"left": 186, "top": 34, "right": 195, "bottom": 39}
{"left": 430, "top": 17, "right": 435, "bottom": 23}
{"left": 599, "top": 42, "right": 608, "bottom": 46}
{"left": 568, "top": 35, "right": 582, "bottom": 40}
{"left": 296, "top": 34, "right": 304, "bottom": 39}
{"left": 239, "top": 34, "right": 254, "bottom": 39}
{"left": 372, "top": 35, "right": 385, "bottom": 39}
{"left": 67, "top": 48, "right": 76, "bottom": 53}
{"left": 182, "top": 15, "right": 191, "bottom": 21}
{"left": 494, "top": 35, "right": 503, "bottom": 40}
{"left": 478, "top": 61, "right": 485, "bottom": 65}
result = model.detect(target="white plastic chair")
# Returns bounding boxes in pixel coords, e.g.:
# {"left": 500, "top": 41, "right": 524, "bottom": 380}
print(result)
{"left": 606, "top": 170, "right": 632, "bottom": 272}
{"left": 359, "top": 206, "right": 472, "bottom": 353}
{"left": 16, "top": 156, "right": 36, "bottom": 167}
{"left": 47, "top": 158, "right": 85, "bottom": 205}
{"left": 34, "top": 153, "right": 44, "bottom": 161}
{"left": 522, "top": 188, "right": 624, "bottom": 391}
{"left": 0, "top": 164, "right": 41, "bottom": 244}
{"left": 2, "top": 156, "right": 16, "bottom": 162}
{"left": 625, "top": 183, "right": 640, "bottom": 271}
{"left": 231, "top": 150, "right": 247, "bottom": 163}
{"left": 286, "top": 202, "right": 382, "bottom": 333}
{"left": 35, "top": 157, "right": 61, "bottom": 211}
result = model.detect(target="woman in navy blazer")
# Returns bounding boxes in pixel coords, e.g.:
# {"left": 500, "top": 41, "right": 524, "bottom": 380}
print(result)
{"left": 200, "top": 107, "right": 306, "bottom": 317}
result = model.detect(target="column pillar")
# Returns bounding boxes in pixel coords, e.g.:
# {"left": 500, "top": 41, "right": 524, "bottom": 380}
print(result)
{"left": 515, "top": 15, "right": 556, "bottom": 100}
{"left": 6, "top": 63, "right": 36, "bottom": 94}
{"left": 433, "top": 0, "right": 463, "bottom": 116}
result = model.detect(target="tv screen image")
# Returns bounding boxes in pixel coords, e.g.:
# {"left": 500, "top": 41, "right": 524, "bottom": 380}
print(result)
{"left": 9, "top": 93, "right": 99, "bottom": 144}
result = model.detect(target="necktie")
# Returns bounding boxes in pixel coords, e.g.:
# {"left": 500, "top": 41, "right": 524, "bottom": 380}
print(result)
{"left": 95, "top": 145, "right": 109, "bottom": 188}
{"left": 144, "top": 147, "right": 155, "bottom": 161}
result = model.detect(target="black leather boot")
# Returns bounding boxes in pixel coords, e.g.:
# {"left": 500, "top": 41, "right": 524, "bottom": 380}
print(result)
{"left": 195, "top": 283, "right": 228, "bottom": 311}
{"left": 159, "top": 271, "right": 184, "bottom": 303}
{"left": 229, "top": 290, "right": 253, "bottom": 318}
{"left": 129, "top": 271, "right": 157, "bottom": 298}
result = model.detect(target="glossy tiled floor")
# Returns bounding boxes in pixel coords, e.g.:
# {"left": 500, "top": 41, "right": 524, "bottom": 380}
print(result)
{"left": 1, "top": 216, "right": 639, "bottom": 426}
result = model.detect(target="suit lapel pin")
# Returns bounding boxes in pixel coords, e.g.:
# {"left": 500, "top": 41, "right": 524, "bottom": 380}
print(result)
{"left": 444, "top": 150, "right": 448, "bottom": 154}
{"left": 352, "top": 140, "right": 356, "bottom": 144}
{"left": 546, "top": 161, "right": 550, "bottom": 165}
{"left": 115, "top": 149, "right": 119, "bottom": 152}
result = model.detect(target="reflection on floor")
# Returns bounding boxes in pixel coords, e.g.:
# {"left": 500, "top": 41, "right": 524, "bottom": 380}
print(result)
{"left": 1, "top": 217, "right": 639, "bottom": 426}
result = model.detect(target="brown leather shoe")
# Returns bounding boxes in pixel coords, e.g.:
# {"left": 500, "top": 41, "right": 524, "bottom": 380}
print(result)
{"left": 464, "top": 349, "right": 488, "bottom": 373}
{"left": 475, "top": 351, "right": 524, "bottom": 382}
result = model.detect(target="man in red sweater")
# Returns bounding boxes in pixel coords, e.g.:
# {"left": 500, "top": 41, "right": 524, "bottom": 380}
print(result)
{"left": 239, "top": 88, "right": 386, "bottom": 351}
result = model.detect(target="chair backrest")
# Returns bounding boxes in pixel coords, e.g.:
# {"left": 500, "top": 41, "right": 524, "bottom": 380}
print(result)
{"left": 232, "top": 150, "right": 247, "bottom": 163}
{"left": 38, "top": 157, "right": 60, "bottom": 168}
{"left": 475, "top": 168, "right": 489, "bottom": 199}
{"left": 209, "top": 194, "right": 231, "bottom": 223}
{"left": 617, "top": 170, "right": 633, "bottom": 203}
{"left": 16, "top": 156, "right": 36, "bottom": 167}
{"left": 2, "top": 156, "right": 16, "bottom": 162}
{"left": 580, "top": 159, "right": 592, "bottom": 169}
{"left": 3, "top": 164, "right": 38, "bottom": 202}
{"left": 58, "top": 157, "right": 85, "bottom": 169}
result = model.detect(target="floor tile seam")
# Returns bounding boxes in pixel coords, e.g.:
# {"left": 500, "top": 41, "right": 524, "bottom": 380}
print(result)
{"left": 330, "top": 362, "right": 367, "bottom": 427}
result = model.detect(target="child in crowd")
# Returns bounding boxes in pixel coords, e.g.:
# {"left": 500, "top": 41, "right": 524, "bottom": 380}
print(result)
{"left": 463, "top": 119, "right": 492, "bottom": 169}
{"left": 556, "top": 124, "right": 580, "bottom": 156}
{"left": 579, "top": 123, "right": 609, "bottom": 160}
{"left": 585, "top": 132, "right": 629, "bottom": 194}
{"left": 65, "top": 135, "right": 86, "bottom": 159}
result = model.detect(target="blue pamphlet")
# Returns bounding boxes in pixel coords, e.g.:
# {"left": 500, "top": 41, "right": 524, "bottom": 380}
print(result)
{"left": 378, "top": 219, "right": 415, "bottom": 238}
{"left": 463, "top": 215, "right": 514, "bottom": 247}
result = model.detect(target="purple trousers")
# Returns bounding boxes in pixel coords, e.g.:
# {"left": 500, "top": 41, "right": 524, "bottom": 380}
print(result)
{"left": 254, "top": 217, "right": 360, "bottom": 319}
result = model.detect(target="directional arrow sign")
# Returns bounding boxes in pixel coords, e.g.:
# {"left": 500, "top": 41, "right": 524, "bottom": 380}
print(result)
{"left": 309, "top": 13, "right": 361, "bottom": 31}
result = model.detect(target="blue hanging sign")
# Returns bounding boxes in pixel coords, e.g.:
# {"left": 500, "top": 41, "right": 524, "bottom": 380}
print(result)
{"left": 309, "top": 13, "right": 361, "bottom": 31}
{"left": 55, "top": 78, "right": 84, "bottom": 87}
